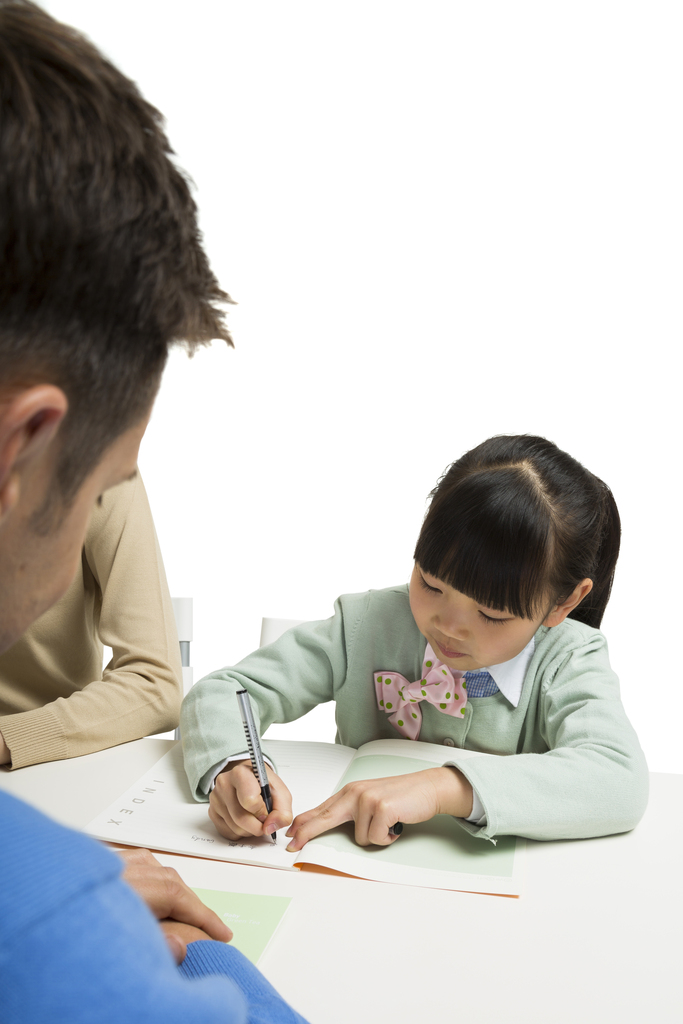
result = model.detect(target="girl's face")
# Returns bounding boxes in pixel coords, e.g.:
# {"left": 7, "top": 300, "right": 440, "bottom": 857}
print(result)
{"left": 408, "top": 564, "right": 546, "bottom": 672}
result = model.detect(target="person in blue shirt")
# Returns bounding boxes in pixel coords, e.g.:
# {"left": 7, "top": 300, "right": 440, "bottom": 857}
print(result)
{"left": 0, "top": 3, "right": 307, "bottom": 1021}
{"left": 1, "top": 793, "right": 304, "bottom": 1024}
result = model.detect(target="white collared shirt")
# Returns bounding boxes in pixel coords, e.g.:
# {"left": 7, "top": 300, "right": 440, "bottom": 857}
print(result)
{"left": 483, "top": 635, "right": 535, "bottom": 709}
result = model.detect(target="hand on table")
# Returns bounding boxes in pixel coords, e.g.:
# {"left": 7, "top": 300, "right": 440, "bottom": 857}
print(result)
{"left": 119, "top": 847, "right": 232, "bottom": 963}
{"left": 159, "top": 921, "right": 216, "bottom": 965}
{"left": 209, "top": 760, "right": 293, "bottom": 841}
{"left": 285, "top": 766, "right": 473, "bottom": 852}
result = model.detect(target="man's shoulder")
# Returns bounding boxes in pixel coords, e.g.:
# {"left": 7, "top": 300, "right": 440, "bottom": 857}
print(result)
{"left": 0, "top": 791, "right": 122, "bottom": 938}
{"left": 85, "top": 473, "right": 144, "bottom": 542}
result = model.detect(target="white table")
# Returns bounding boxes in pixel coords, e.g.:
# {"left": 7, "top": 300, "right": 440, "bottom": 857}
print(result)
{"left": 1, "top": 740, "right": 681, "bottom": 1023}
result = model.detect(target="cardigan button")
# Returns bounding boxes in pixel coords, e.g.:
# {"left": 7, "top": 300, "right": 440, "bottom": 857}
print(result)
{"left": 442, "top": 737, "right": 455, "bottom": 747}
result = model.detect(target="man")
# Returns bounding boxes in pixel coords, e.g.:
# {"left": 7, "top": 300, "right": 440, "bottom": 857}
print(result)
{"left": 0, "top": 2, "right": 307, "bottom": 1021}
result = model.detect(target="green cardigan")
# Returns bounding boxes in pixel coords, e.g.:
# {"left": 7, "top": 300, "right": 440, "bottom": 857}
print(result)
{"left": 180, "top": 584, "right": 649, "bottom": 842}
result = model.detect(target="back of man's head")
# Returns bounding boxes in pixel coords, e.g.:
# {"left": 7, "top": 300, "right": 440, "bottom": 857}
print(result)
{"left": 0, "top": 0, "right": 232, "bottom": 503}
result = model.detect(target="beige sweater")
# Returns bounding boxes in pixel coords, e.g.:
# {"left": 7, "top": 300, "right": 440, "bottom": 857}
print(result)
{"left": 0, "top": 475, "right": 182, "bottom": 769}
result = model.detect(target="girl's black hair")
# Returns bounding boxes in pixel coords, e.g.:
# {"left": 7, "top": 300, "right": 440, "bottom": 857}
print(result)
{"left": 413, "top": 435, "right": 620, "bottom": 629}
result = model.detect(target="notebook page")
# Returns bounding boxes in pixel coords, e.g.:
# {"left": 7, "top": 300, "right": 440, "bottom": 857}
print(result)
{"left": 352, "top": 737, "right": 487, "bottom": 769}
{"left": 299, "top": 742, "right": 525, "bottom": 895}
{"left": 85, "top": 739, "right": 355, "bottom": 869}
{"left": 265, "top": 739, "right": 355, "bottom": 815}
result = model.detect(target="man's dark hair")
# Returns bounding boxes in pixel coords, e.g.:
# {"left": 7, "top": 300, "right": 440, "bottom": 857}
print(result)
{"left": 0, "top": 0, "right": 232, "bottom": 504}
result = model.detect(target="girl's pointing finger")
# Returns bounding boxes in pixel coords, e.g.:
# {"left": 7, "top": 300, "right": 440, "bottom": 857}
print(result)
{"left": 285, "top": 797, "right": 353, "bottom": 852}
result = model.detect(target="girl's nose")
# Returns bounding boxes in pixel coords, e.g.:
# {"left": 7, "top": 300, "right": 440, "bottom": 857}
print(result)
{"left": 442, "top": 630, "right": 468, "bottom": 644}
{"left": 436, "top": 616, "right": 469, "bottom": 642}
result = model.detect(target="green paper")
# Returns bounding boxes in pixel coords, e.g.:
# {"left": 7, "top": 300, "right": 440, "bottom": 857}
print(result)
{"left": 191, "top": 889, "right": 291, "bottom": 964}
{"left": 322, "top": 753, "right": 516, "bottom": 877}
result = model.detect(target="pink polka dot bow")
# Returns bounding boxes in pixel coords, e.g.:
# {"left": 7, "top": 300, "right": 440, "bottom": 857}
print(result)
{"left": 374, "top": 643, "right": 467, "bottom": 740}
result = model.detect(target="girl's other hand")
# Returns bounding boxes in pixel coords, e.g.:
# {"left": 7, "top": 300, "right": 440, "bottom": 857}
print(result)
{"left": 209, "top": 761, "right": 293, "bottom": 841}
{"left": 285, "top": 766, "right": 473, "bottom": 852}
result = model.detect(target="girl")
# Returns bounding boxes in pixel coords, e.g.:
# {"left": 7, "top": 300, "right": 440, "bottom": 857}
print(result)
{"left": 181, "top": 435, "right": 648, "bottom": 849}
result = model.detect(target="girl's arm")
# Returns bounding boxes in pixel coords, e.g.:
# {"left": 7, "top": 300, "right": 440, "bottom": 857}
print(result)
{"left": 445, "top": 631, "right": 649, "bottom": 842}
{"left": 181, "top": 603, "right": 355, "bottom": 801}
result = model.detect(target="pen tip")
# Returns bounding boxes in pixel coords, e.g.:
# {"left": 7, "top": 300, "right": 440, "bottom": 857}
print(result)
{"left": 272, "top": 832, "right": 277, "bottom": 844}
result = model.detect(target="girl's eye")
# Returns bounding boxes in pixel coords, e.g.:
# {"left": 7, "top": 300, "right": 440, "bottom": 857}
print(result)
{"left": 478, "top": 611, "right": 508, "bottom": 625}
{"left": 419, "top": 575, "right": 441, "bottom": 594}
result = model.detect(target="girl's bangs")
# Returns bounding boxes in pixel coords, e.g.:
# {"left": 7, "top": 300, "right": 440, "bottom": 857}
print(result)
{"left": 414, "top": 470, "right": 553, "bottom": 620}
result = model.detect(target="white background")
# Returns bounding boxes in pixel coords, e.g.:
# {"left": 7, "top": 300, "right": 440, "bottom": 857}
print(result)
{"left": 45, "top": 2, "right": 681, "bottom": 771}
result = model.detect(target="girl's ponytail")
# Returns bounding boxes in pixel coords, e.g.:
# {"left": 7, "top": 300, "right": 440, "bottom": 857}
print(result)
{"left": 566, "top": 484, "right": 621, "bottom": 629}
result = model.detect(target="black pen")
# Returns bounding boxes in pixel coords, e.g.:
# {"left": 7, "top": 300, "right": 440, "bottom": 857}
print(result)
{"left": 236, "top": 689, "right": 277, "bottom": 844}
{"left": 389, "top": 822, "right": 403, "bottom": 837}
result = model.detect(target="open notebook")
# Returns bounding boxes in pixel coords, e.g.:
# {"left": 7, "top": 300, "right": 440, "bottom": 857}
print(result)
{"left": 85, "top": 739, "right": 524, "bottom": 895}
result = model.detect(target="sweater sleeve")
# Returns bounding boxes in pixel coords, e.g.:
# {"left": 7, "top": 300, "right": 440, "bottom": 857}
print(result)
{"left": 0, "top": 791, "right": 308, "bottom": 1024}
{"left": 180, "top": 942, "right": 308, "bottom": 1023}
{"left": 448, "top": 631, "right": 649, "bottom": 842}
{"left": 181, "top": 604, "right": 352, "bottom": 800}
{"left": 0, "top": 474, "right": 183, "bottom": 768}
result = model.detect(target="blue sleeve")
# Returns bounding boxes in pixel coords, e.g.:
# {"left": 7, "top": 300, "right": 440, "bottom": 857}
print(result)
{"left": 181, "top": 942, "right": 308, "bottom": 1024}
{"left": 0, "top": 792, "right": 308, "bottom": 1024}
{"left": 1, "top": 872, "right": 248, "bottom": 1024}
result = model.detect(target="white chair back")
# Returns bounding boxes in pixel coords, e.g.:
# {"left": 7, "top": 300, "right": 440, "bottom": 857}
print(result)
{"left": 170, "top": 597, "right": 194, "bottom": 741}
{"left": 171, "top": 597, "right": 194, "bottom": 697}
{"left": 259, "top": 617, "right": 305, "bottom": 648}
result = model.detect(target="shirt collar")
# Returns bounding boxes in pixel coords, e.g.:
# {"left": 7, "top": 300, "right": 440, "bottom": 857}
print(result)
{"left": 481, "top": 635, "right": 535, "bottom": 707}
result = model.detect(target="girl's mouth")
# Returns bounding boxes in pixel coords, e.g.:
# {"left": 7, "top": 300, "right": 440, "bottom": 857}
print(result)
{"left": 435, "top": 638, "right": 468, "bottom": 659}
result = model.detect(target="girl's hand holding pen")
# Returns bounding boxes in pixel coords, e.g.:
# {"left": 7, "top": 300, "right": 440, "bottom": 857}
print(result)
{"left": 285, "top": 766, "right": 473, "bottom": 852}
{"left": 209, "top": 760, "right": 293, "bottom": 841}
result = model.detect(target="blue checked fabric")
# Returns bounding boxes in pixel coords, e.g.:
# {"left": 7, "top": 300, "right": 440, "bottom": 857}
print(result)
{"left": 464, "top": 670, "right": 499, "bottom": 698}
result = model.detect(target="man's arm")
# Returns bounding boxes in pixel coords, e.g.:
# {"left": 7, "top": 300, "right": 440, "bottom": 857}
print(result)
{"left": 0, "top": 475, "right": 183, "bottom": 768}
{"left": 0, "top": 791, "right": 308, "bottom": 1024}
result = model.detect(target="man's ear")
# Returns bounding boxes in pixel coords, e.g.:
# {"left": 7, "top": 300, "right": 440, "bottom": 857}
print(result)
{"left": 544, "top": 578, "right": 594, "bottom": 627}
{"left": 0, "top": 386, "right": 68, "bottom": 520}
